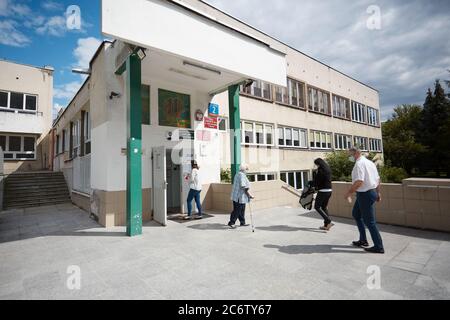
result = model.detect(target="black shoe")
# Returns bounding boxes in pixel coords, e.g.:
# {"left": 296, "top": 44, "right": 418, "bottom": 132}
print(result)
{"left": 228, "top": 223, "right": 236, "bottom": 229}
{"left": 364, "top": 247, "right": 385, "bottom": 254}
{"left": 240, "top": 223, "right": 250, "bottom": 227}
{"left": 352, "top": 240, "right": 369, "bottom": 247}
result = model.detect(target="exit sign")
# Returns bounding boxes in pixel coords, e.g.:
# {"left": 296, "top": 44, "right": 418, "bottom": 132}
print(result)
{"left": 208, "top": 103, "right": 219, "bottom": 117}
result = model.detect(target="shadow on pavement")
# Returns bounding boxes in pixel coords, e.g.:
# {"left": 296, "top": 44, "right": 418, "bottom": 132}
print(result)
{"left": 256, "top": 225, "right": 327, "bottom": 234}
{"left": 264, "top": 244, "right": 367, "bottom": 255}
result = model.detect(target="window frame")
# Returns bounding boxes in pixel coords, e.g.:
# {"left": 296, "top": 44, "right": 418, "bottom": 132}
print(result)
{"left": 277, "top": 126, "right": 308, "bottom": 149}
{"left": 307, "top": 86, "right": 331, "bottom": 115}
{"left": 332, "top": 94, "right": 351, "bottom": 120}
{"left": 0, "top": 90, "right": 38, "bottom": 114}
{"left": 367, "top": 107, "right": 380, "bottom": 127}
{"left": 369, "top": 138, "right": 382, "bottom": 152}
{"left": 241, "top": 120, "right": 275, "bottom": 147}
{"left": 354, "top": 136, "right": 369, "bottom": 151}
{"left": 310, "top": 130, "right": 333, "bottom": 150}
{"left": 240, "top": 80, "right": 273, "bottom": 102}
{"left": 334, "top": 133, "right": 353, "bottom": 150}
{"left": 351, "top": 101, "right": 367, "bottom": 124}
{"left": 0, "top": 134, "right": 36, "bottom": 160}
{"left": 274, "top": 78, "right": 306, "bottom": 109}
{"left": 280, "top": 170, "right": 310, "bottom": 190}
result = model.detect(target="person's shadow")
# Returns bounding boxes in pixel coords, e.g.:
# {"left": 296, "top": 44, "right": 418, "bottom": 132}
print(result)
{"left": 256, "top": 225, "right": 327, "bottom": 234}
{"left": 264, "top": 244, "right": 366, "bottom": 255}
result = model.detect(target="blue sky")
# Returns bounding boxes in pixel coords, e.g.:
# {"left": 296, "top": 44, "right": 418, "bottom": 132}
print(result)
{"left": 1, "top": 0, "right": 449, "bottom": 120}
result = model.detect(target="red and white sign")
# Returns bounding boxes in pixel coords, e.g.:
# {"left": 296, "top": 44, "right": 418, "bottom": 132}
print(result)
{"left": 204, "top": 117, "right": 218, "bottom": 130}
{"left": 196, "top": 130, "right": 211, "bottom": 142}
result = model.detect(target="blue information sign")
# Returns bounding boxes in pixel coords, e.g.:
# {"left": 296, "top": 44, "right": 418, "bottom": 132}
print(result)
{"left": 208, "top": 103, "right": 219, "bottom": 117}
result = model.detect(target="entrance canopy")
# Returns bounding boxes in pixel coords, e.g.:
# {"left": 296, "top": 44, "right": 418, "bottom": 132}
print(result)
{"left": 101, "top": 0, "right": 287, "bottom": 94}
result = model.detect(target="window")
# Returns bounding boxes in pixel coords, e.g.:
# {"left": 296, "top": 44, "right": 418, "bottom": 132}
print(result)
{"left": 56, "top": 135, "right": 60, "bottom": 154}
{"left": 280, "top": 170, "right": 309, "bottom": 190}
{"left": 0, "top": 135, "right": 36, "bottom": 160}
{"left": 25, "top": 95, "right": 37, "bottom": 111}
{"left": 84, "top": 111, "right": 91, "bottom": 155}
{"left": 308, "top": 87, "right": 330, "bottom": 115}
{"left": 218, "top": 117, "right": 227, "bottom": 132}
{"left": 142, "top": 84, "right": 150, "bottom": 125}
{"left": 249, "top": 172, "right": 277, "bottom": 182}
{"left": 275, "top": 78, "right": 305, "bottom": 108}
{"left": 10, "top": 92, "right": 23, "bottom": 110}
{"left": 352, "top": 101, "right": 366, "bottom": 123}
{"left": 0, "top": 90, "right": 38, "bottom": 112}
{"left": 0, "top": 135, "right": 5, "bottom": 152}
{"left": 367, "top": 107, "right": 380, "bottom": 127}
{"left": 278, "top": 126, "right": 308, "bottom": 148}
{"left": 310, "top": 130, "right": 332, "bottom": 149}
{"left": 242, "top": 121, "right": 275, "bottom": 146}
{"left": 369, "top": 138, "right": 382, "bottom": 152}
{"left": 240, "top": 80, "right": 272, "bottom": 101}
{"left": 63, "top": 129, "right": 68, "bottom": 152}
{"left": 0, "top": 91, "right": 8, "bottom": 108}
{"left": 334, "top": 134, "right": 352, "bottom": 150}
{"left": 72, "top": 120, "right": 80, "bottom": 158}
{"left": 354, "top": 136, "right": 368, "bottom": 151}
{"left": 332, "top": 95, "right": 351, "bottom": 119}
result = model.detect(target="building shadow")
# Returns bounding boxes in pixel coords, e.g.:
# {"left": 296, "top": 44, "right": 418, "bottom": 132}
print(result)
{"left": 264, "top": 244, "right": 366, "bottom": 255}
{"left": 256, "top": 225, "right": 327, "bottom": 234}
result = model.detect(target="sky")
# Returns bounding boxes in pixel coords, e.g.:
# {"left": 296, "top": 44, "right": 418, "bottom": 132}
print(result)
{"left": 0, "top": 0, "right": 449, "bottom": 120}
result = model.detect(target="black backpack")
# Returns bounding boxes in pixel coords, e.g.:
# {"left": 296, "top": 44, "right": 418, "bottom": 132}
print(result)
{"left": 299, "top": 181, "right": 316, "bottom": 210}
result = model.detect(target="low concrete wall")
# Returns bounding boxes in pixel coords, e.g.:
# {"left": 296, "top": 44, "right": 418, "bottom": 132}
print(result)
{"left": 328, "top": 178, "right": 450, "bottom": 233}
{"left": 209, "top": 180, "right": 300, "bottom": 213}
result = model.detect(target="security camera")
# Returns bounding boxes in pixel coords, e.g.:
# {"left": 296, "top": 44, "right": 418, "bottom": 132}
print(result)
{"left": 244, "top": 79, "right": 254, "bottom": 88}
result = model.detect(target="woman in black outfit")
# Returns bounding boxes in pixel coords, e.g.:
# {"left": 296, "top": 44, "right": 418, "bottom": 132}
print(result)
{"left": 313, "top": 158, "right": 335, "bottom": 231}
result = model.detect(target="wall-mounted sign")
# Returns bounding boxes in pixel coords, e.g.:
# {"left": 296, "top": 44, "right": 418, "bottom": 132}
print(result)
{"left": 179, "top": 129, "right": 195, "bottom": 141}
{"left": 195, "top": 109, "right": 204, "bottom": 122}
{"left": 208, "top": 103, "right": 219, "bottom": 117}
{"left": 204, "top": 117, "right": 218, "bottom": 130}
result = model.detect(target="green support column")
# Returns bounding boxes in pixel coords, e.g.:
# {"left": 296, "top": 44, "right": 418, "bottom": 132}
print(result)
{"left": 126, "top": 53, "right": 143, "bottom": 237}
{"left": 228, "top": 84, "right": 242, "bottom": 183}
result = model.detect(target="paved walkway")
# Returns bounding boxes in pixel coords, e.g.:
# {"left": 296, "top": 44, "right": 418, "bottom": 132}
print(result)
{"left": 1, "top": 204, "right": 450, "bottom": 300}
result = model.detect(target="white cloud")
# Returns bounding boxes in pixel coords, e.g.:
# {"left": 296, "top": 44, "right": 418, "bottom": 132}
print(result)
{"left": 73, "top": 37, "right": 102, "bottom": 68}
{"left": 42, "top": 1, "right": 64, "bottom": 12}
{"left": 35, "top": 16, "right": 66, "bottom": 37}
{"left": 0, "top": 20, "right": 31, "bottom": 47}
{"left": 54, "top": 81, "right": 83, "bottom": 100}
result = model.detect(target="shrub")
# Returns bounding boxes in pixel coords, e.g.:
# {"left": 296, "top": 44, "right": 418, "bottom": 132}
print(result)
{"left": 325, "top": 151, "right": 354, "bottom": 182}
{"left": 220, "top": 168, "right": 232, "bottom": 183}
{"left": 380, "top": 166, "right": 408, "bottom": 183}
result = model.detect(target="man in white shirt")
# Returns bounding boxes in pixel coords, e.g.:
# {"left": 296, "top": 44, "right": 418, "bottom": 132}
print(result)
{"left": 345, "top": 147, "right": 384, "bottom": 254}
{"left": 185, "top": 161, "right": 203, "bottom": 220}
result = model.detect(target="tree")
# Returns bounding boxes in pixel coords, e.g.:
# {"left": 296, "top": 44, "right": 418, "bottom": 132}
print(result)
{"left": 382, "top": 104, "right": 426, "bottom": 175}
{"left": 419, "top": 81, "right": 450, "bottom": 176}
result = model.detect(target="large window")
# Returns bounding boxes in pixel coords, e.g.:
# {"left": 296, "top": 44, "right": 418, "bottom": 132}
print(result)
{"left": 0, "top": 134, "right": 36, "bottom": 160}
{"left": 352, "top": 101, "right": 366, "bottom": 123}
{"left": 278, "top": 126, "right": 308, "bottom": 148}
{"left": 275, "top": 78, "right": 305, "bottom": 109}
{"left": 308, "top": 86, "right": 331, "bottom": 115}
{"left": 241, "top": 121, "right": 274, "bottom": 146}
{"left": 334, "top": 134, "right": 352, "bottom": 150}
{"left": 369, "top": 138, "right": 382, "bottom": 152}
{"left": 354, "top": 136, "right": 368, "bottom": 151}
{"left": 0, "top": 90, "right": 37, "bottom": 112}
{"left": 332, "top": 94, "right": 351, "bottom": 119}
{"left": 240, "top": 80, "right": 272, "bottom": 100}
{"left": 280, "top": 170, "right": 309, "bottom": 190}
{"left": 72, "top": 120, "right": 80, "bottom": 158}
{"left": 83, "top": 111, "right": 91, "bottom": 155}
{"left": 247, "top": 172, "right": 277, "bottom": 183}
{"left": 367, "top": 107, "right": 380, "bottom": 127}
{"left": 310, "top": 130, "right": 332, "bottom": 149}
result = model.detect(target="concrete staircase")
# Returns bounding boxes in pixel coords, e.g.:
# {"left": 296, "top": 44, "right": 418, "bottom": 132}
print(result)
{"left": 4, "top": 171, "right": 71, "bottom": 209}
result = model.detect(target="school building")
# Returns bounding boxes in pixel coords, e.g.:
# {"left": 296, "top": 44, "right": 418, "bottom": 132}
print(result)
{"left": 50, "top": 0, "right": 382, "bottom": 235}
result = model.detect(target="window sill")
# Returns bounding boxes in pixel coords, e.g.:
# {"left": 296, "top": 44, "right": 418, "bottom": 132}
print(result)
{"left": 308, "top": 109, "right": 333, "bottom": 117}
{"left": 332, "top": 115, "right": 352, "bottom": 122}
{"left": 3, "top": 158, "right": 36, "bottom": 161}
{"left": 368, "top": 124, "right": 381, "bottom": 129}
{"left": 278, "top": 146, "right": 309, "bottom": 150}
{"left": 274, "top": 101, "right": 306, "bottom": 111}
{"left": 352, "top": 120, "right": 368, "bottom": 125}
{"left": 239, "top": 92, "right": 273, "bottom": 104}
{"left": 310, "top": 148, "right": 333, "bottom": 152}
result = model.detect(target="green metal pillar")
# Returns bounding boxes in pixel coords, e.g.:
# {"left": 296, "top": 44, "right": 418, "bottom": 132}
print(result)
{"left": 126, "top": 53, "right": 143, "bottom": 237}
{"left": 228, "top": 84, "right": 241, "bottom": 183}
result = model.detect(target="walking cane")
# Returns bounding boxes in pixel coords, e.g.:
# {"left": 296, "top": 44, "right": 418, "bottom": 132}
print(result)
{"left": 249, "top": 200, "right": 255, "bottom": 233}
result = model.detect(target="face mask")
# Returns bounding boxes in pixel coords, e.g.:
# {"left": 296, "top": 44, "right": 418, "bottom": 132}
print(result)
{"left": 349, "top": 156, "right": 356, "bottom": 163}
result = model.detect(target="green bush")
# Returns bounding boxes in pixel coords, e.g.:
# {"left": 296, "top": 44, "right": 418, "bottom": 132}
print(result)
{"left": 380, "top": 166, "right": 408, "bottom": 183}
{"left": 325, "top": 151, "right": 353, "bottom": 182}
{"left": 220, "top": 168, "right": 232, "bottom": 183}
